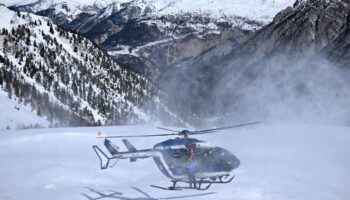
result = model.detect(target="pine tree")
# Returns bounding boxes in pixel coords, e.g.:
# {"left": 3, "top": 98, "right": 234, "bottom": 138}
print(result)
{"left": 3, "top": 38, "right": 8, "bottom": 49}
{"left": 25, "top": 37, "right": 31, "bottom": 46}
{"left": 6, "top": 83, "right": 12, "bottom": 99}
{"left": 49, "top": 25, "right": 54, "bottom": 34}
{"left": 0, "top": 71, "right": 3, "bottom": 86}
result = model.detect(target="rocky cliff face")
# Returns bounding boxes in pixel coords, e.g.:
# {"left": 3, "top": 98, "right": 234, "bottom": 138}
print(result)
{"left": 242, "top": 0, "right": 350, "bottom": 65}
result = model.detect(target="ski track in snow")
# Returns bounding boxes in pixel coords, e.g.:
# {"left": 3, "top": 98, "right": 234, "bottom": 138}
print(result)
{"left": 0, "top": 124, "right": 350, "bottom": 200}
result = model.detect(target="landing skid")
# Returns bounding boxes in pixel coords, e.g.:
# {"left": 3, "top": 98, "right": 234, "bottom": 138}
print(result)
{"left": 151, "top": 175, "right": 235, "bottom": 191}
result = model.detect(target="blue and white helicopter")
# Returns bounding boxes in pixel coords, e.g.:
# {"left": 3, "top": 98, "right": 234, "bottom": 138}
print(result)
{"left": 92, "top": 122, "right": 260, "bottom": 190}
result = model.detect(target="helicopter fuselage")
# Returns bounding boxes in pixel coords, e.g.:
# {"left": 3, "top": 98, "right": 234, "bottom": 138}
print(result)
{"left": 151, "top": 138, "right": 240, "bottom": 180}
{"left": 94, "top": 137, "right": 240, "bottom": 181}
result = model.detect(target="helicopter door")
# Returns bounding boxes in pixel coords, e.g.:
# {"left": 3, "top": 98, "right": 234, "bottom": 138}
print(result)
{"left": 187, "top": 144, "right": 196, "bottom": 161}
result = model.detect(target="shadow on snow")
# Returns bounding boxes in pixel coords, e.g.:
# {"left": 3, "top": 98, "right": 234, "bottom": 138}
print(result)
{"left": 81, "top": 186, "right": 216, "bottom": 200}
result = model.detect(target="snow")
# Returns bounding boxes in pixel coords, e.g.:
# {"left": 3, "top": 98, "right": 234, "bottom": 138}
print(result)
{"left": 0, "top": 124, "right": 349, "bottom": 200}
{"left": 0, "top": 5, "right": 27, "bottom": 29}
{"left": 0, "top": 90, "right": 49, "bottom": 130}
{"left": 99, "top": 3, "right": 114, "bottom": 19}
{"left": 1, "top": 0, "right": 116, "bottom": 21}
{"left": 109, "top": 34, "right": 193, "bottom": 57}
{"left": 145, "top": 0, "right": 296, "bottom": 23}
{"left": 3, "top": 0, "right": 296, "bottom": 23}
{"left": 2, "top": 0, "right": 116, "bottom": 8}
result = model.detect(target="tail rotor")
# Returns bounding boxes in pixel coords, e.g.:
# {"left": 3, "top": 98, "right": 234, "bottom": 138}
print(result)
{"left": 92, "top": 145, "right": 111, "bottom": 170}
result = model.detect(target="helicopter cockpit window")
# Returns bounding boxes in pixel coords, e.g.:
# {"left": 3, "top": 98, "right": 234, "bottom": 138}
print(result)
{"left": 172, "top": 149, "right": 184, "bottom": 158}
{"left": 171, "top": 149, "right": 187, "bottom": 159}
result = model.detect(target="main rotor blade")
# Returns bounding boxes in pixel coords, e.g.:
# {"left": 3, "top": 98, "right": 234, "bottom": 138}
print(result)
{"left": 98, "top": 132, "right": 178, "bottom": 139}
{"left": 97, "top": 122, "right": 262, "bottom": 138}
{"left": 157, "top": 127, "right": 179, "bottom": 132}
{"left": 194, "top": 121, "right": 262, "bottom": 134}
{"left": 188, "top": 131, "right": 217, "bottom": 135}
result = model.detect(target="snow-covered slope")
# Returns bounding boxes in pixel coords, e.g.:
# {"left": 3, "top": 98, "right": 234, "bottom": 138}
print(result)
{"left": 0, "top": 124, "right": 349, "bottom": 200}
{"left": 0, "top": 90, "right": 49, "bottom": 130}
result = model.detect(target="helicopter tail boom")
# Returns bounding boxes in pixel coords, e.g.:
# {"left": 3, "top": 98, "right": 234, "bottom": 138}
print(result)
{"left": 93, "top": 139, "right": 155, "bottom": 169}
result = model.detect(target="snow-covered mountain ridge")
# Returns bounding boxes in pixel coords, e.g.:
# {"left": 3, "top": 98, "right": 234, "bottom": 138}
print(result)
{"left": 3, "top": 0, "right": 115, "bottom": 8}
{"left": 5, "top": 0, "right": 296, "bottom": 25}
{"left": 4, "top": 0, "right": 114, "bottom": 22}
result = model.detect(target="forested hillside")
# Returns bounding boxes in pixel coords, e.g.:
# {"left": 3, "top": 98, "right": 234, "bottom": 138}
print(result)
{"left": 0, "top": 6, "right": 178, "bottom": 127}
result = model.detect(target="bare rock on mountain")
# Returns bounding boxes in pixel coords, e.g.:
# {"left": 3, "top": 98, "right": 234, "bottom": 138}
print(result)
{"left": 245, "top": 0, "right": 350, "bottom": 61}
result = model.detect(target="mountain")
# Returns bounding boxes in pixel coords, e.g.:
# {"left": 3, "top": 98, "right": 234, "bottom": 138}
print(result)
{"left": 121, "top": 0, "right": 350, "bottom": 126}
{"left": 8, "top": 0, "right": 296, "bottom": 75}
{"left": 6, "top": 0, "right": 296, "bottom": 26}
{"left": 0, "top": 6, "right": 180, "bottom": 128}
{"left": 2, "top": 0, "right": 115, "bottom": 9}
{"left": 183, "top": 0, "right": 350, "bottom": 125}
{"left": 5, "top": 0, "right": 115, "bottom": 25}
{"left": 4, "top": 0, "right": 350, "bottom": 127}
{"left": 4, "top": 0, "right": 296, "bottom": 125}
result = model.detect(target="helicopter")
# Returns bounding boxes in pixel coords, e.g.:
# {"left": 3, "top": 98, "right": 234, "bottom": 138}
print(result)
{"left": 92, "top": 122, "right": 261, "bottom": 190}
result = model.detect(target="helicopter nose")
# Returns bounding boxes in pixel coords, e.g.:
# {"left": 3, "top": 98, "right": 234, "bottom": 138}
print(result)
{"left": 230, "top": 155, "right": 240, "bottom": 169}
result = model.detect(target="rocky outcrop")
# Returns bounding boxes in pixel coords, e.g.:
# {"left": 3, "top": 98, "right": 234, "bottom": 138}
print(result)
{"left": 243, "top": 0, "right": 350, "bottom": 65}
